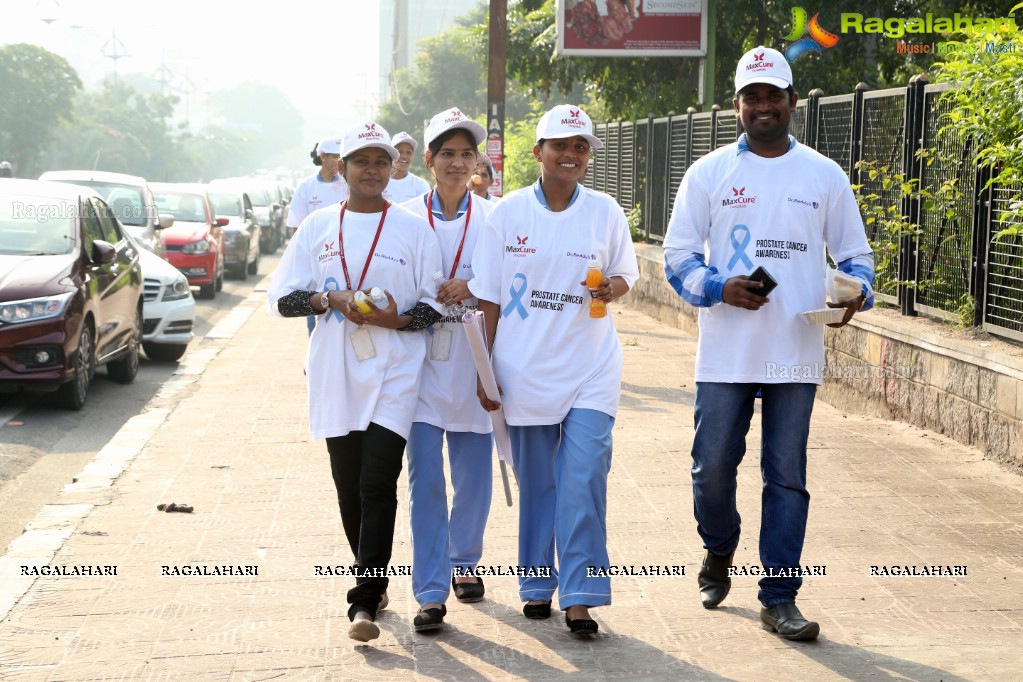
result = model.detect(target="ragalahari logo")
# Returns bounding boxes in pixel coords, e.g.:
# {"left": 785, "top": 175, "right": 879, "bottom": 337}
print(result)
{"left": 784, "top": 7, "right": 840, "bottom": 61}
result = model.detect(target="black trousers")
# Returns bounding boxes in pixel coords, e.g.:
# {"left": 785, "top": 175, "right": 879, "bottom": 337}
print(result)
{"left": 326, "top": 423, "right": 406, "bottom": 620}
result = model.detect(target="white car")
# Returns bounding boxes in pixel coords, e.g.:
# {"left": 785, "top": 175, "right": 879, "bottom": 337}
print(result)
{"left": 137, "top": 248, "right": 195, "bottom": 362}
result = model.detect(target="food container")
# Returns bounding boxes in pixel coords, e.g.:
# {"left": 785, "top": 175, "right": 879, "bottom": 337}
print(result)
{"left": 800, "top": 307, "right": 848, "bottom": 325}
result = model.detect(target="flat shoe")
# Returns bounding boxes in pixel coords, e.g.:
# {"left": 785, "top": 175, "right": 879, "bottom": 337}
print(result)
{"left": 452, "top": 576, "right": 485, "bottom": 603}
{"left": 378, "top": 591, "right": 389, "bottom": 612}
{"left": 523, "top": 600, "right": 552, "bottom": 619}
{"left": 348, "top": 618, "right": 380, "bottom": 642}
{"left": 414, "top": 604, "right": 447, "bottom": 632}
{"left": 565, "top": 613, "right": 598, "bottom": 636}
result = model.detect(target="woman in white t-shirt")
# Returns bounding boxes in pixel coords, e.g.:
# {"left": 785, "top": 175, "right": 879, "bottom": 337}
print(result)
{"left": 398, "top": 107, "right": 496, "bottom": 632}
{"left": 470, "top": 104, "right": 640, "bottom": 637}
{"left": 267, "top": 122, "right": 443, "bottom": 644}
{"left": 384, "top": 131, "right": 431, "bottom": 203}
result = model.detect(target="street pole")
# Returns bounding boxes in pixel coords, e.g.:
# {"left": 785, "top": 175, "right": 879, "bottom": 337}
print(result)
{"left": 486, "top": 0, "right": 507, "bottom": 197}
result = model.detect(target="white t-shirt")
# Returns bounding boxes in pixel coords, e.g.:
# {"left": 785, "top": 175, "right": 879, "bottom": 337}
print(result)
{"left": 470, "top": 185, "right": 640, "bottom": 425}
{"left": 663, "top": 142, "right": 872, "bottom": 384}
{"left": 400, "top": 192, "right": 495, "bottom": 433}
{"left": 267, "top": 202, "right": 443, "bottom": 440}
{"left": 287, "top": 172, "right": 349, "bottom": 228}
{"left": 383, "top": 172, "right": 431, "bottom": 204}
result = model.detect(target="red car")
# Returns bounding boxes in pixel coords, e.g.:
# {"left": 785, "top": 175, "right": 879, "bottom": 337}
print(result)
{"left": 151, "top": 183, "right": 226, "bottom": 300}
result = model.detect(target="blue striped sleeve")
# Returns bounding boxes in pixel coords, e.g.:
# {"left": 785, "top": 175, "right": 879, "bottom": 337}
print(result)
{"left": 664, "top": 252, "right": 727, "bottom": 307}
{"left": 838, "top": 254, "right": 876, "bottom": 312}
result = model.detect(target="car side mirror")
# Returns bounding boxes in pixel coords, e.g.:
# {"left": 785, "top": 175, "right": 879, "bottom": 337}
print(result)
{"left": 158, "top": 214, "right": 175, "bottom": 229}
{"left": 272, "top": 202, "right": 281, "bottom": 211}
{"left": 245, "top": 209, "right": 256, "bottom": 221}
{"left": 91, "top": 239, "right": 116, "bottom": 264}
{"left": 214, "top": 217, "right": 229, "bottom": 227}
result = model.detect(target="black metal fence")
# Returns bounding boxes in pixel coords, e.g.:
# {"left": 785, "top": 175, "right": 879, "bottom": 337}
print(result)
{"left": 587, "top": 79, "right": 1023, "bottom": 342}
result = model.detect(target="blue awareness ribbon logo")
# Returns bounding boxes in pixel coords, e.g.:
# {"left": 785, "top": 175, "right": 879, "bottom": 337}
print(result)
{"left": 502, "top": 273, "right": 529, "bottom": 320}
{"left": 726, "top": 224, "right": 754, "bottom": 271}
{"left": 323, "top": 277, "right": 344, "bottom": 323}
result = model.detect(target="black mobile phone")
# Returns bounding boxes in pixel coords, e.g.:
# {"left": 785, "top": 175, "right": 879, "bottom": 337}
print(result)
{"left": 747, "top": 265, "right": 778, "bottom": 297}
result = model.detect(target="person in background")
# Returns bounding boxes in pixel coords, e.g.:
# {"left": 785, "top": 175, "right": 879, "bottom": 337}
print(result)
{"left": 662, "top": 46, "right": 875, "bottom": 642}
{"left": 267, "top": 121, "right": 443, "bottom": 643}
{"left": 398, "top": 107, "right": 495, "bottom": 632}
{"left": 471, "top": 104, "right": 640, "bottom": 638}
{"left": 287, "top": 137, "right": 350, "bottom": 335}
{"left": 468, "top": 154, "right": 499, "bottom": 202}
{"left": 384, "top": 131, "right": 431, "bottom": 203}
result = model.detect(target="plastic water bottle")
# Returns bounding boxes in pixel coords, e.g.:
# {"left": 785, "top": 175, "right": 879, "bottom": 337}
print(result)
{"left": 352, "top": 290, "right": 373, "bottom": 314}
{"left": 369, "top": 287, "right": 387, "bottom": 308}
{"left": 587, "top": 260, "right": 607, "bottom": 318}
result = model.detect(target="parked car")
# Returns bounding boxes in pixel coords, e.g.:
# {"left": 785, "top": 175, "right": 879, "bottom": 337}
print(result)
{"left": 0, "top": 179, "right": 143, "bottom": 410}
{"left": 206, "top": 187, "right": 261, "bottom": 280}
{"left": 209, "top": 178, "right": 282, "bottom": 255}
{"left": 151, "top": 182, "right": 226, "bottom": 300}
{"left": 136, "top": 244, "right": 195, "bottom": 363}
{"left": 37, "top": 170, "right": 174, "bottom": 257}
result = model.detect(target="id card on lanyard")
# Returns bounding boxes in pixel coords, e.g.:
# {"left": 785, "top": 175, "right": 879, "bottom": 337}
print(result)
{"left": 338, "top": 201, "right": 388, "bottom": 362}
{"left": 426, "top": 191, "right": 472, "bottom": 362}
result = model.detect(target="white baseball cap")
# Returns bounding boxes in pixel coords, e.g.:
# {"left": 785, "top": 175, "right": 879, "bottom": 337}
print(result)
{"left": 341, "top": 122, "right": 399, "bottom": 160}
{"left": 424, "top": 108, "right": 486, "bottom": 149}
{"left": 392, "top": 131, "right": 417, "bottom": 151}
{"left": 316, "top": 136, "right": 341, "bottom": 156}
{"left": 734, "top": 46, "right": 793, "bottom": 93}
{"left": 534, "top": 104, "right": 603, "bottom": 150}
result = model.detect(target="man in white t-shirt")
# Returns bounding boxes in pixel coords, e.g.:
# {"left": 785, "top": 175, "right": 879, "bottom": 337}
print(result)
{"left": 383, "top": 131, "right": 431, "bottom": 203}
{"left": 663, "top": 46, "right": 875, "bottom": 642}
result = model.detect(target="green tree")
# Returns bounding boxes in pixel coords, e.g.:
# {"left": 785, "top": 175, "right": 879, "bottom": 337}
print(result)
{"left": 0, "top": 43, "right": 81, "bottom": 177}
{"left": 206, "top": 82, "right": 303, "bottom": 173}
{"left": 52, "top": 80, "right": 199, "bottom": 181}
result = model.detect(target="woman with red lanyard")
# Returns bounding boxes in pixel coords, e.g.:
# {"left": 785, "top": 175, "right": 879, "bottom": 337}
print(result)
{"left": 398, "top": 107, "right": 496, "bottom": 632}
{"left": 267, "top": 121, "right": 443, "bottom": 643}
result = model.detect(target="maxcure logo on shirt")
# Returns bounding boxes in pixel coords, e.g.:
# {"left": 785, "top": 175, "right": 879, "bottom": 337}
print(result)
{"left": 319, "top": 240, "right": 340, "bottom": 263}
{"left": 506, "top": 235, "right": 537, "bottom": 256}
{"left": 722, "top": 186, "right": 757, "bottom": 208}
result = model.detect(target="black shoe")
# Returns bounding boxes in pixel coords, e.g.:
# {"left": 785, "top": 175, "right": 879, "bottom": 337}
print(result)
{"left": 760, "top": 602, "right": 820, "bottom": 641}
{"left": 565, "top": 613, "right": 599, "bottom": 636}
{"left": 413, "top": 604, "right": 447, "bottom": 632}
{"left": 698, "top": 549, "right": 734, "bottom": 609}
{"left": 522, "top": 600, "right": 552, "bottom": 619}
{"left": 452, "top": 576, "right": 485, "bottom": 603}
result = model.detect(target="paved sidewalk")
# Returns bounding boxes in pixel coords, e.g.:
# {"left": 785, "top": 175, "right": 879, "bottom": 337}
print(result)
{"left": 1, "top": 287, "right": 1022, "bottom": 681}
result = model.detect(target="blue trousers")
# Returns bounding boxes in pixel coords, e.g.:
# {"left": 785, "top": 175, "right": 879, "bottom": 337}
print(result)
{"left": 509, "top": 408, "right": 614, "bottom": 610}
{"left": 691, "top": 382, "right": 817, "bottom": 606}
{"left": 407, "top": 422, "right": 493, "bottom": 606}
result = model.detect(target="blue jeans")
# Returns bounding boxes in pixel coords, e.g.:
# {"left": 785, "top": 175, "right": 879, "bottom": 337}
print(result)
{"left": 691, "top": 382, "right": 816, "bottom": 607}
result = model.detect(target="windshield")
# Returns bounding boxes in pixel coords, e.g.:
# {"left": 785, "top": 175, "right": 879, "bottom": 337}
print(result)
{"left": 210, "top": 193, "right": 243, "bottom": 217}
{"left": 0, "top": 195, "right": 76, "bottom": 255}
{"left": 155, "top": 191, "right": 208, "bottom": 222}
{"left": 60, "top": 181, "right": 153, "bottom": 227}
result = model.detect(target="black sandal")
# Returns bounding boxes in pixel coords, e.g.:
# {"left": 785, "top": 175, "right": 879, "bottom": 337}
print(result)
{"left": 522, "top": 600, "right": 552, "bottom": 619}
{"left": 565, "top": 613, "right": 599, "bottom": 636}
{"left": 452, "top": 576, "right": 485, "bottom": 603}
{"left": 413, "top": 604, "right": 447, "bottom": 632}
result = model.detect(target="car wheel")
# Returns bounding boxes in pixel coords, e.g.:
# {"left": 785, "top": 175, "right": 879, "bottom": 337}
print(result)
{"left": 107, "top": 307, "right": 142, "bottom": 383}
{"left": 247, "top": 248, "right": 260, "bottom": 276}
{"left": 53, "top": 321, "right": 95, "bottom": 410}
{"left": 260, "top": 231, "right": 275, "bottom": 255}
{"left": 199, "top": 281, "right": 216, "bottom": 300}
{"left": 143, "top": 342, "right": 187, "bottom": 362}
{"left": 215, "top": 263, "right": 224, "bottom": 291}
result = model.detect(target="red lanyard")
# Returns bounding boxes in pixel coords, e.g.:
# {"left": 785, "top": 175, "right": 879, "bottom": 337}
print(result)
{"left": 426, "top": 189, "right": 472, "bottom": 281}
{"left": 338, "top": 201, "right": 388, "bottom": 290}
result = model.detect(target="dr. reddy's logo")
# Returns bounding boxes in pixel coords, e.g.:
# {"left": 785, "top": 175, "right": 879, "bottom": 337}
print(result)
{"left": 784, "top": 7, "right": 840, "bottom": 62}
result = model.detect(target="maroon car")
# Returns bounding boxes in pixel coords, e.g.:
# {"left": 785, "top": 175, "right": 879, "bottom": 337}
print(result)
{"left": 0, "top": 179, "right": 144, "bottom": 409}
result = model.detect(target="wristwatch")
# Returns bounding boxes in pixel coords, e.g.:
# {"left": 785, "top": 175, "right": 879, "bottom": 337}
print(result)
{"left": 319, "top": 291, "right": 331, "bottom": 310}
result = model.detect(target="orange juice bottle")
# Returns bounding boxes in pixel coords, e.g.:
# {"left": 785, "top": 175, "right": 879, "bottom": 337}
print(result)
{"left": 586, "top": 260, "right": 607, "bottom": 318}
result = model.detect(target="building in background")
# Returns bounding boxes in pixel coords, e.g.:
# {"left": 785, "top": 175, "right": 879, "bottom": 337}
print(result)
{"left": 378, "top": 0, "right": 480, "bottom": 104}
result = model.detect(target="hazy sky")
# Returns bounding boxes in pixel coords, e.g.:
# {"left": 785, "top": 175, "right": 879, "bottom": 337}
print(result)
{"left": 3, "top": 0, "right": 383, "bottom": 139}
